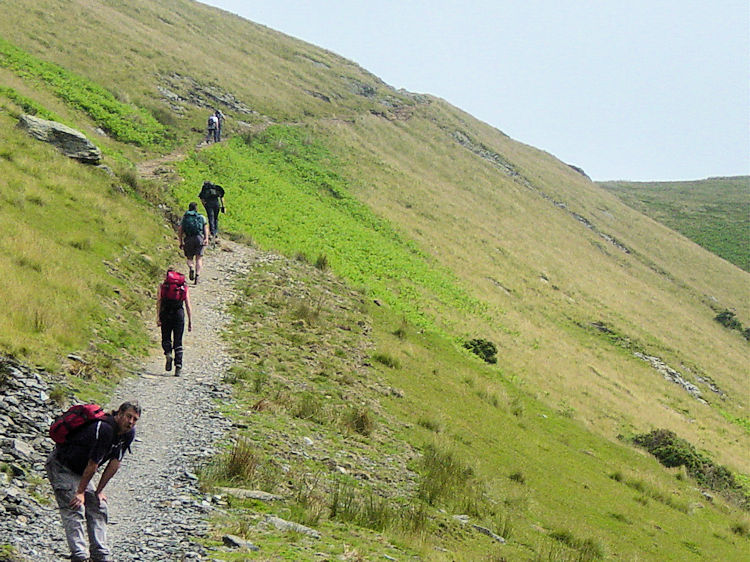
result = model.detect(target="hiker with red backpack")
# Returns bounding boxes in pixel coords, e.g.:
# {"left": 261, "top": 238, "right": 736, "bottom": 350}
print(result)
{"left": 157, "top": 267, "right": 192, "bottom": 376}
{"left": 178, "top": 201, "right": 209, "bottom": 284}
{"left": 45, "top": 401, "right": 141, "bottom": 562}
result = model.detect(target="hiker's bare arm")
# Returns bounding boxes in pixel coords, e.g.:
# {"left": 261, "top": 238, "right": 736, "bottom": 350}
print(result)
{"left": 177, "top": 225, "right": 184, "bottom": 248}
{"left": 156, "top": 291, "right": 162, "bottom": 326}
{"left": 70, "top": 459, "right": 99, "bottom": 508}
{"left": 185, "top": 292, "right": 193, "bottom": 331}
{"left": 95, "top": 458, "right": 121, "bottom": 502}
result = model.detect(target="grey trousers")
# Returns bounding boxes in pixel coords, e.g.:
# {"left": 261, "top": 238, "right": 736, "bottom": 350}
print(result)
{"left": 45, "top": 451, "right": 110, "bottom": 561}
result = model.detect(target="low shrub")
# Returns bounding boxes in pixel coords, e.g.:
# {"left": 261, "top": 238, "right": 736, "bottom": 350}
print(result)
{"left": 714, "top": 310, "right": 742, "bottom": 330}
{"left": 632, "top": 429, "right": 749, "bottom": 508}
{"left": 464, "top": 338, "right": 497, "bottom": 364}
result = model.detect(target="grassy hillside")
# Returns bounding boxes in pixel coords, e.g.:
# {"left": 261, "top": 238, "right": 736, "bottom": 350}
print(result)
{"left": 0, "top": 0, "right": 748, "bottom": 559}
{"left": 599, "top": 177, "right": 750, "bottom": 273}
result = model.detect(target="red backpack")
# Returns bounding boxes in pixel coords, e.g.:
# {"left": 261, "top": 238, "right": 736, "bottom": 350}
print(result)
{"left": 49, "top": 404, "right": 107, "bottom": 444}
{"left": 161, "top": 270, "right": 187, "bottom": 302}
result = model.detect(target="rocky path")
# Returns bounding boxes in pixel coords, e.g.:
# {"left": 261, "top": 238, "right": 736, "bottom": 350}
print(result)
{"left": 103, "top": 239, "right": 255, "bottom": 560}
{"left": 0, "top": 239, "right": 256, "bottom": 561}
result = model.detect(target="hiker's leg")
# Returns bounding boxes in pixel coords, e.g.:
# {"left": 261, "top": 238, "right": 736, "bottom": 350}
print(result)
{"left": 173, "top": 309, "right": 185, "bottom": 368}
{"left": 45, "top": 453, "right": 89, "bottom": 561}
{"left": 160, "top": 319, "right": 173, "bottom": 357}
{"left": 85, "top": 488, "right": 110, "bottom": 561}
{"left": 206, "top": 206, "right": 218, "bottom": 237}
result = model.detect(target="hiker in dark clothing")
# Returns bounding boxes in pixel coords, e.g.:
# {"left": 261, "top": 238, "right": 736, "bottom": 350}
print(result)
{"left": 198, "top": 180, "right": 226, "bottom": 240}
{"left": 45, "top": 402, "right": 141, "bottom": 562}
{"left": 214, "top": 109, "right": 225, "bottom": 142}
{"left": 156, "top": 268, "right": 192, "bottom": 376}
{"left": 178, "top": 202, "right": 209, "bottom": 284}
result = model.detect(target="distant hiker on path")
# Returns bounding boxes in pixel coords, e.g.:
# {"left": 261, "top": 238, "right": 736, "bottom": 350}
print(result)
{"left": 178, "top": 201, "right": 209, "bottom": 284}
{"left": 206, "top": 113, "right": 219, "bottom": 143}
{"left": 156, "top": 268, "right": 192, "bottom": 376}
{"left": 45, "top": 401, "right": 141, "bottom": 562}
{"left": 214, "top": 108, "right": 225, "bottom": 142}
{"left": 199, "top": 180, "right": 226, "bottom": 240}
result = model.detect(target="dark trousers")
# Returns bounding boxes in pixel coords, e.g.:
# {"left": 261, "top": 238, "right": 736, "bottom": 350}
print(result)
{"left": 160, "top": 308, "right": 184, "bottom": 367}
{"left": 204, "top": 204, "right": 220, "bottom": 237}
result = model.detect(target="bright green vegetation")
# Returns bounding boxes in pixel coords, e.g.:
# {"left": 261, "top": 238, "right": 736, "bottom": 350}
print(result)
{"left": 0, "top": 36, "right": 171, "bottom": 147}
{"left": 175, "top": 127, "right": 483, "bottom": 331}
{"left": 0, "top": 101, "right": 170, "bottom": 372}
{"left": 200, "top": 255, "right": 750, "bottom": 560}
{"left": 633, "top": 429, "right": 749, "bottom": 509}
{"left": 0, "top": 1, "right": 747, "bottom": 559}
{"left": 600, "top": 177, "right": 750, "bottom": 272}
{"left": 0, "top": 85, "right": 59, "bottom": 120}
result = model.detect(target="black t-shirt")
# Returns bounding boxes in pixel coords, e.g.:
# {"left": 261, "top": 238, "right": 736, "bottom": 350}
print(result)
{"left": 198, "top": 183, "right": 225, "bottom": 206}
{"left": 56, "top": 414, "right": 135, "bottom": 475}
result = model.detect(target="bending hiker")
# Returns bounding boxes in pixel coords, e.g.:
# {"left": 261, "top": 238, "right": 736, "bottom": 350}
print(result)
{"left": 45, "top": 401, "right": 141, "bottom": 562}
{"left": 199, "top": 180, "right": 226, "bottom": 240}
{"left": 178, "top": 201, "right": 209, "bottom": 284}
{"left": 214, "top": 108, "right": 225, "bottom": 142}
{"left": 156, "top": 267, "right": 192, "bottom": 376}
{"left": 206, "top": 113, "right": 218, "bottom": 143}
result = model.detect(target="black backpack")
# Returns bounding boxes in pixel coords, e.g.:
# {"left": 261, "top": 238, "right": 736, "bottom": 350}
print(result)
{"left": 205, "top": 183, "right": 221, "bottom": 199}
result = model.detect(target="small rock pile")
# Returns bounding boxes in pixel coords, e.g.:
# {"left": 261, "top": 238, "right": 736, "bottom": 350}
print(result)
{"left": 0, "top": 356, "right": 68, "bottom": 560}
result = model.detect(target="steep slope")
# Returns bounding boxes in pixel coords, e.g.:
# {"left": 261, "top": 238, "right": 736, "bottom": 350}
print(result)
{"left": 0, "top": 1, "right": 748, "bottom": 559}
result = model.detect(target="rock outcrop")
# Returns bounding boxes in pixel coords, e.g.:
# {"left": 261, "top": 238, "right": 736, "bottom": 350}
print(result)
{"left": 16, "top": 114, "right": 102, "bottom": 164}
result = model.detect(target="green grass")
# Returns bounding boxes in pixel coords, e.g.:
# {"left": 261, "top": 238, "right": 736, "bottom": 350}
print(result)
{"left": 204, "top": 253, "right": 750, "bottom": 560}
{"left": 0, "top": 109, "right": 170, "bottom": 370}
{"left": 0, "top": 36, "right": 171, "bottom": 147}
{"left": 175, "top": 127, "right": 484, "bottom": 332}
{"left": 600, "top": 176, "right": 750, "bottom": 272}
{"left": 0, "top": 2, "right": 747, "bottom": 559}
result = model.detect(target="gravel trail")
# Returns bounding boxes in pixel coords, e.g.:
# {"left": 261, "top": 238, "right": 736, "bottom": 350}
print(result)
{"left": 0, "top": 239, "right": 256, "bottom": 561}
{"left": 103, "top": 240, "right": 255, "bottom": 560}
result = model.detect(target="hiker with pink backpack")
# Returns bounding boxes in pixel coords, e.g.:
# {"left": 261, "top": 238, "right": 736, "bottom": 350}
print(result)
{"left": 157, "top": 267, "right": 193, "bottom": 376}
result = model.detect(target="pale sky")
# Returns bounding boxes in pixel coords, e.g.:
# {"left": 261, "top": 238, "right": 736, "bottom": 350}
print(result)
{"left": 201, "top": 0, "right": 749, "bottom": 182}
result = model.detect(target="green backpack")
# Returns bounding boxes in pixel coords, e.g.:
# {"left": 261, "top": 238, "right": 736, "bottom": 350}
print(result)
{"left": 182, "top": 210, "right": 204, "bottom": 236}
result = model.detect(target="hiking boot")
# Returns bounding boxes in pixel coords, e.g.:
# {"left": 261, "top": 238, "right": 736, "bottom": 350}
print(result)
{"left": 189, "top": 267, "right": 195, "bottom": 281}
{"left": 174, "top": 366, "right": 182, "bottom": 377}
{"left": 165, "top": 355, "right": 173, "bottom": 372}
{"left": 194, "top": 274, "right": 199, "bottom": 285}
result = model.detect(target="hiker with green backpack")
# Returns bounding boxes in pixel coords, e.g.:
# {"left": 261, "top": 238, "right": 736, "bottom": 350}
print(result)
{"left": 178, "top": 202, "right": 209, "bottom": 284}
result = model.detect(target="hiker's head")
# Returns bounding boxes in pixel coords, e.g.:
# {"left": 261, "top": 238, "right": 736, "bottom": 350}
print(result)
{"left": 188, "top": 202, "right": 198, "bottom": 211}
{"left": 113, "top": 401, "right": 141, "bottom": 434}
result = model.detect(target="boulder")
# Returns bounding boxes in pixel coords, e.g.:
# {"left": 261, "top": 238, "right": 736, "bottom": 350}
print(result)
{"left": 17, "top": 114, "right": 102, "bottom": 164}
